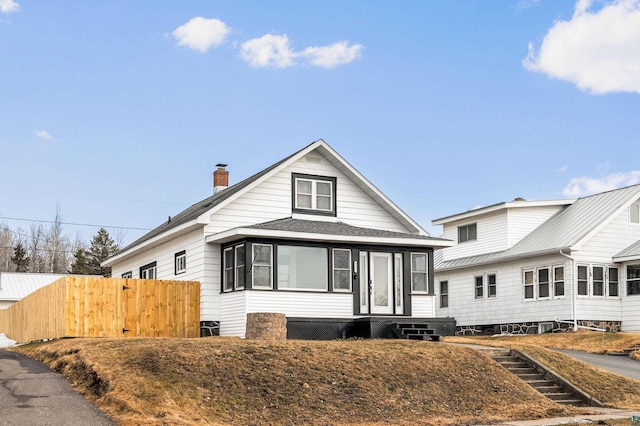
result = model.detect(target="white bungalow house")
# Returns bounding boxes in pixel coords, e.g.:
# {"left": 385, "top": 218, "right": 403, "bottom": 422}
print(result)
{"left": 432, "top": 184, "right": 640, "bottom": 334}
{"left": 103, "top": 140, "right": 454, "bottom": 339}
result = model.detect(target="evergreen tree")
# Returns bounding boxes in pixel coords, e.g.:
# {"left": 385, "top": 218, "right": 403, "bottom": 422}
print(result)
{"left": 11, "top": 242, "right": 30, "bottom": 272}
{"left": 89, "top": 228, "right": 119, "bottom": 277}
{"left": 70, "top": 248, "right": 92, "bottom": 275}
{"left": 70, "top": 228, "right": 119, "bottom": 277}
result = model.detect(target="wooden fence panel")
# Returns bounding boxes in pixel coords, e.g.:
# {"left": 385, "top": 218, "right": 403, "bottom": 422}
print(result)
{"left": 0, "top": 277, "right": 200, "bottom": 343}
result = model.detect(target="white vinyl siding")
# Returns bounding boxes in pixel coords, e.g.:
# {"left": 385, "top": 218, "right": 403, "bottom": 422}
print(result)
{"left": 442, "top": 212, "right": 507, "bottom": 261}
{"left": 247, "top": 291, "right": 353, "bottom": 318}
{"left": 435, "top": 256, "right": 574, "bottom": 327}
{"left": 204, "top": 154, "right": 413, "bottom": 236}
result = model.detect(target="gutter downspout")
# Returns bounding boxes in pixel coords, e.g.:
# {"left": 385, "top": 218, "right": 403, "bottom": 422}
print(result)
{"left": 559, "top": 249, "right": 577, "bottom": 331}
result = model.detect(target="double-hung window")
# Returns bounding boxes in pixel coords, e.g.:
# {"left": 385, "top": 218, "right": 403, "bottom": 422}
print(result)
{"left": 553, "top": 266, "right": 565, "bottom": 296}
{"left": 140, "top": 262, "right": 157, "bottom": 279}
{"left": 293, "top": 174, "right": 336, "bottom": 215}
{"left": 474, "top": 275, "right": 484, "bottom": 299}
{"left": 121, "top": 271, "right": 132, "bottom": 279}
{"left": 609, "top": 267, "right": 619, "bottom": 297}
{"left": 440, "top": 280, "right": 449, "bottom": 308}
{"left": 411, "top": 253, "right": 428, "bottom": 293}
{"left": 577, "top": 265, "right": 588, "bottom": 296}
{"left": 487, "top": 273, "right": 497, "bottom": 298}
{"left": 523, "top": 269, "right": 534, "bottom": 299}
{"left": 235, "top": 245, "right": 246, "bottom": 290}
{"left": 627, "top": 265, "right": 640, "bottom": 296}
{"left": 592, "top": 266, "right": 605, "bottom": 296}
{"left": 458, "top": 223, "right": 477, "bottom": 243}
{"left": 538, "top": 268, "right": 550, "bottom": 298}
{"left": 332, "top": 249, "right": 351, "bottom": 292}
{"left": 175, "top": 251, "right": 186, "bottom": 275}
{"left": 252, "top": 244, "right": 273, "bottom": 289}
{"left": 223, "top": 247, "right": 234, "bottom": 291}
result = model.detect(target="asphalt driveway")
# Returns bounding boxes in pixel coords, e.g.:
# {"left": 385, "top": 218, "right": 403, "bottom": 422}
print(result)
{"left": 0, "top": 349, "right": 114, "bottom": 426}
{"left": 554, "top": 349, "right": 640, "bottom": 380}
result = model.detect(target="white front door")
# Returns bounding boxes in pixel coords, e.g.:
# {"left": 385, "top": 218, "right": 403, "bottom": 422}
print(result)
{"left": 370, "top": 252, "right": 394, "bottom": 314}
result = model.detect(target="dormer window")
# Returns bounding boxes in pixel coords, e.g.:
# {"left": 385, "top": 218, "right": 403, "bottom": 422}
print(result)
{"left": 292, "top": 173, "right": 336, "bottom": 216}
{"left": 458, "top": 223, "right": 477, "bottom": 243}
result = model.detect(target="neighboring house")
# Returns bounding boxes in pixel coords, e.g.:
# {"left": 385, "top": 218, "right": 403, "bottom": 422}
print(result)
{"left": 0, "top": 272, "right": 73, "bottom": 309}
{"left": 432, "top": 184, "right": 640, "bottom": 334}
{"left": 103, "top": 140, "right": 454, "bottom": 339}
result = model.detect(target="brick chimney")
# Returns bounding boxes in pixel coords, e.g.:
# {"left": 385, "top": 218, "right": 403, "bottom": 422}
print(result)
{"left": 213, "top": 164, "right": 229, "bottom": 194}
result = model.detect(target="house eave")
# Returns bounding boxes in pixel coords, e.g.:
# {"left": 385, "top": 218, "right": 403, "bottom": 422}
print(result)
{"left": 205, "top": 228, "right": 454, "bottom": 248}
{"left": 102, "top": 220, "right": 203, "bottom": 267}
{"left": 432, "top": 199, "right": 575, "bottom": 225}
{"left": 613, "top": 255, "right": 640, "bottom": 263}
{"left": 436, "top": 247, "right": 572, "bottom": 272}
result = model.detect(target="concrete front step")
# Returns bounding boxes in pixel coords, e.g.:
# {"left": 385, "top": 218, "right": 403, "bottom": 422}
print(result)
{"left": 492, "top": 352, "right": 589, "bottom": 407}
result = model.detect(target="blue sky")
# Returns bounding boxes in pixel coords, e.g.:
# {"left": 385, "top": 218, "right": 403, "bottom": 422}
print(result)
{"left": 1, "top": 0, "right": 640, "bottom": 245}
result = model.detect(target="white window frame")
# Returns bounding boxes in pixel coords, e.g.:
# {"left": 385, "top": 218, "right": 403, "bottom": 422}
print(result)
{"left": 332, "top": 249, "right": 352, "bottom": 292}
{"left": 608, "top": 267, "right": 619, "bottom": 298}
{"left": 440, "top": 280, "right": 449, "bottom": 308}
{"left": 252, "top": 244, "right": 273, "bottom": 289}
{"left": 235, "top": 244, "right": 246, "bottom": 290}
{"left": 537, "top": 267, "right": 550, "bottom": 299}
{"left": 223, "top": 247, "right": 234, "bottom": 292}
{"left": 293, "top": 175, "right": 336, "bottom": 214}
{"left": 487, "top": 273, "right": 497, "bottom": 298}
{"left": 523, "top": 269, "right": 534, "bottom": 300}
{"left": 553, "top": 265, "right": 565, "bottom": 297}
{"left": 474, "top": 275, "right": 484, "bottom": 299}
{"left": 175, "top": 251, "right": 186, "bottom": 275}
{"left": 410, "top": 253, "right": 429, "bottom": 293}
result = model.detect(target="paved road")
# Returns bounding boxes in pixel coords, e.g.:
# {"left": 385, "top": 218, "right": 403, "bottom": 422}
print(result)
{"left": 555, "top": 349, "right": 640, "bottom": 380}
{"left": 0, "top": 349, "right": 115, "bottom": 426}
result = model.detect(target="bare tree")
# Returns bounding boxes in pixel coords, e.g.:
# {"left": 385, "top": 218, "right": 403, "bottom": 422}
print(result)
{"left": 0, "top": 224, "right": 14, "bottom": 272}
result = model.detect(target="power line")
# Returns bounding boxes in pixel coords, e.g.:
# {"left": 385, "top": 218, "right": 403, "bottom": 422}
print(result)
{"left": 0, "top": 216, "right": 152, "bottom": 231}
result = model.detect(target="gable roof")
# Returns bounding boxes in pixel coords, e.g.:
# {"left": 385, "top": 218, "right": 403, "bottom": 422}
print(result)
{"left": 436, "top": 184, "right": 640, "bottom": 271}
{"left": 206, "top": 218, "right": 453, "bottom": 248}
{"left": 432, "top": 199, "right": 574, "bottom": 225}
{"left": 104, "top": 139, "right": 435, "bottom": 266}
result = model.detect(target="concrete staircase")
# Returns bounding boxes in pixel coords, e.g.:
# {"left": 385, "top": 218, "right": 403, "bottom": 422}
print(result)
{"left": 492, "top": 351, "right": 597, "bottom": 406}
{"left": 608, "top": 342, "right": 640, "bottom": 357}
{"left": 391, "top": 322, "right": 440, "bottom": 341}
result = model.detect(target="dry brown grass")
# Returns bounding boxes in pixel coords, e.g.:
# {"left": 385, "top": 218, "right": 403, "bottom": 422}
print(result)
{"left": 444, "top": 330, "right": 640, "bottom": 354}
{"left": 444, "top": 331, "right": 640, "bottom": 410}
{"left": 10, "top": 337, "right": 582, "bottom": 426}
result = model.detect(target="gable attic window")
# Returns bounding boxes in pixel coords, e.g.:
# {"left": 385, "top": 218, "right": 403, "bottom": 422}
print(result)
{"left": 292, "top": 173, "right": 336, "bottom": 216}
{"left": 631, "top": 201, "right": 640, "bottom": 224}
{"left": 458, "top": 223, "right": 477, "bottom": 243}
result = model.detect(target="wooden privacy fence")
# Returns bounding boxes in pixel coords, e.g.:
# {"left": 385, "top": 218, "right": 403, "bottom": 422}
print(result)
{"left": 0, "top": 276, "right": 200, "bottom": 344}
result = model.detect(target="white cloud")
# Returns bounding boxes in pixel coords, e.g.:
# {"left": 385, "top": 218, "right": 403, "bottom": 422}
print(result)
{"left": 240, "top": 34, "right": 295, "bottom": 68}
{"left": 173, "top": 17, "right": 230, "bottom": 53}
{"left": 562, "top": 170, "right": 640, "bottom": 197}
{"left": 557, "top": 164, "right": 569, "bottom": 172}
{"left": 300, "top": 41, "right": 364, "bottom": 69}
{"left": 34, "top": 129, "right": 53, "bottom": 140}
{"left": 524, "top": 0, "right": 640, "bottom": 94}
{"left": 240, "top": 34, "right": 363, "bottom": 69}
{"left": 0, "top": 0, "right": 19, "bottom": 13}
{"left": 516, "top": 0, "right": 541, "bottom": 12}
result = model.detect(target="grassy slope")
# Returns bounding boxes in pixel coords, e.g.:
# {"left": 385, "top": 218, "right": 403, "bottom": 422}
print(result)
{"left": 11, "top": 337, "right": 580, "bottom": 426}
{"left": 446, "top": 331, "right": 640, "bottom": 409}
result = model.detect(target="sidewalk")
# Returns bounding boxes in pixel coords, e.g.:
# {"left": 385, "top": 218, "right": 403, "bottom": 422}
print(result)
{"left": 488, "top": 408, "right": 640, "bottom": 425}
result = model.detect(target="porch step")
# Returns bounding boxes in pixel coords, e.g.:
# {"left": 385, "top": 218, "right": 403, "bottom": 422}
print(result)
{"left": 391, "top": 322, "right": 440, "bottom": 341}
{"left": 492, "top": 352, "right": 589, "bottom": 407}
